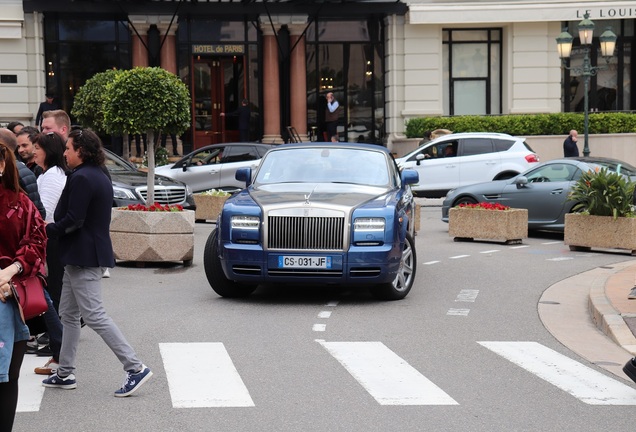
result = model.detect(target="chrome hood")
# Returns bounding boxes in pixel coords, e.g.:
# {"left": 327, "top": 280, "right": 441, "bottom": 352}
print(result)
{"left": 249, "top": 183, "right": 389, "bottom": 210}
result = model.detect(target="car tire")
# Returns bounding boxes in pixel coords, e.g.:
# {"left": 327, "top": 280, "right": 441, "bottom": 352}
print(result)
{"left": 203, "top": 228, "right": 257, "bottom": 298}
{"left": 370, "top": 232, "right": 417, "bottom": 301}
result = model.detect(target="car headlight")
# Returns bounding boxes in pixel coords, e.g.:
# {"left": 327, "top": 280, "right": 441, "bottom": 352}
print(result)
{"left": 231, "top": 215, "right": 260, "bottom": 244}
{"left": 113, "top": 186, "right": 138, "bottom": 201}
{"left": 354, "top": 218, "right": 385, "bottom": 232}
{"left": 231, "top": 215, "right": 260, "bottom": 230}
{"left": 352, "top": 217, "right": 385, "bottom": 246}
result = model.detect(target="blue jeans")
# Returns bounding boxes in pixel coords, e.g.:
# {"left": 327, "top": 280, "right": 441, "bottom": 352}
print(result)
{"left": 57, "top": 266, "right": 142, "bottom": 377}
{"left": 0, "top": 299, "right": 29, "bottom": 383}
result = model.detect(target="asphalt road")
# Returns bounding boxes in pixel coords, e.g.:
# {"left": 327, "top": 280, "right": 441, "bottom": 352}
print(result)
{"left": 13, "top": 208, "right": 636, "bottom": 432}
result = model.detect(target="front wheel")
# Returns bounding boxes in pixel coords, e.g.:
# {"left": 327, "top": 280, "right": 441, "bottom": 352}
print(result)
{"left": 203, "top": 228, "right": 257, "bottom": 298}
{"left": 370, "top": 233, "right": 417, "bottom": 300}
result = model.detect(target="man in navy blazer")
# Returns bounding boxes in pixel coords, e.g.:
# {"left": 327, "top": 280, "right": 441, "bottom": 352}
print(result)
{"left": 43, "top": 128, "right": 153, "bottom": 397}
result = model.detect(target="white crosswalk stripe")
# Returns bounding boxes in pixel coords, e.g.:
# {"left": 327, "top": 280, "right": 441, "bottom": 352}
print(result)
{"left": 318, "top": 340, "right": 458, "bottom": 405}
{"left": 159, "top": 342, "right": 254, "bottom": 408}
{"left": 16, "top": 355, "right": 46, "bottom": 412}
{"left": 479, "top": 341, "right": 636, "bottom": 405}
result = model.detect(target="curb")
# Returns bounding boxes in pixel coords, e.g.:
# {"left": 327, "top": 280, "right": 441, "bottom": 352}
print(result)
{"left": 588, "top": 262, "right": 636, "bottom": 356}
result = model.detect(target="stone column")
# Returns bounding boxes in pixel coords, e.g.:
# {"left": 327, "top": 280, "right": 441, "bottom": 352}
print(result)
{"left": 129, "top": 18, "right": 149, "bottom": 67}
{"left": 156, "top": 23, "right": 181, "bottom": 155}
{"left": 157, "top": 23, "right": 177, "bottom": 75}
{"left": 261, "top": 26, "right": 282, "bottom": 143}
{"left": 288, "top": 24, "right": 309, "bottom": 142}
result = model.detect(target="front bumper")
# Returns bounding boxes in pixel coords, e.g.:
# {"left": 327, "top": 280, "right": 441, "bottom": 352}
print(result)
{"left": 219, "top": 242, "right": 403, "bottom": 285}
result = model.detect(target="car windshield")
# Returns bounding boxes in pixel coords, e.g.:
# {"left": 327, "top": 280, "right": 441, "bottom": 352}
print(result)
{"left": 104, "top": 151, "right": 136, "bottom": 174}
{"left": 255, "top": 147, "right": 391, "bottom": 187}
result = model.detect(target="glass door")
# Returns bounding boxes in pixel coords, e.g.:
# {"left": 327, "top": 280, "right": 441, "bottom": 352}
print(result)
{"left": 192, "top": 56, "right": 246, "bottom": 148}
{"left": 192, "top": 59, "right": 223, "bottom": 149}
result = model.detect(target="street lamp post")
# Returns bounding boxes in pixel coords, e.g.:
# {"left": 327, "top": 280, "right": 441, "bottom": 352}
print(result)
{"left": 556, "top": 13, "right": 617, "bottom": 157}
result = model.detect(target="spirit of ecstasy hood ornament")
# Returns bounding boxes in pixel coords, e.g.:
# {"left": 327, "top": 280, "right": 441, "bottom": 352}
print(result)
{"left": 304, "top": 186, "right": 318, "bottom": 205}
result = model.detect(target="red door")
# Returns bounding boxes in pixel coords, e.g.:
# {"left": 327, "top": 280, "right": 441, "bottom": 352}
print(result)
{"left": 192, "top": 59, "right": 223, "bottom": 149}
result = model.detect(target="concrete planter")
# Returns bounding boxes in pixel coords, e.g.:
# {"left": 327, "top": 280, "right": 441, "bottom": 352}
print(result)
{"left": 110, "top": 209, "right": 195, "bottom": 266}
{"left": 414, "top": 204, "right": 421, "bottom": 233}
{"left": 565, "top": 213, "right": 636, "bottom": 255}
{"left": 193, "top": 194, "right": 228, "bottom": 221}
{"left": 448, "top": 207, "right": 528, "bottom": 244}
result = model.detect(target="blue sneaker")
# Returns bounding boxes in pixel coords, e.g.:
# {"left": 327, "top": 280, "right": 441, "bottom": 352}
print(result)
{"left": 42, "top": 373, "right": 77, "bottom": 389}
{"left": 114, "top": 365, "right": 153, "bottom": 397}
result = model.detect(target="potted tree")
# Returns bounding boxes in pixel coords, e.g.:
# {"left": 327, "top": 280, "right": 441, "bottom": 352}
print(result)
{"left": 97, "top": 67, "right": 195, "bottom": 265}
{"left": 448, "top": 202, "right": 528, "bottom": 244}
{"left": 565, "top": 167, "right": 636, "bottom": 254}
{"left": 102, "top": 66, "right": 191, "bottom": 202}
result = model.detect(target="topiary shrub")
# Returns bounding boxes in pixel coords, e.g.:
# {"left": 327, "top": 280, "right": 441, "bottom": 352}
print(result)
{"left": 101, "top": 67, "right": 191, "bottom": 203}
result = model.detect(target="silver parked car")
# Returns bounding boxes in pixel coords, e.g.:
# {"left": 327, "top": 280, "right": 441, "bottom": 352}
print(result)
{"left": 441, "top": 157, "right": 636, "bottom": 231}
{"left": 155, "top": 143, "right": 276, "bottom": 193}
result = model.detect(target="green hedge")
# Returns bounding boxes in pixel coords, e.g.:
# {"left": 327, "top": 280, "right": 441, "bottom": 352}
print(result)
{"left": 405, "top": 113, "right": 636, "bottom": 138}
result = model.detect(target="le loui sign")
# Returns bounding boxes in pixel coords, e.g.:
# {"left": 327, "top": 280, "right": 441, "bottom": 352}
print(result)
{"left": 577, "top": 7, "right": 636, "bottom": 19}
{"left": 408, "top": 1, "right": 636, "bottom": 24}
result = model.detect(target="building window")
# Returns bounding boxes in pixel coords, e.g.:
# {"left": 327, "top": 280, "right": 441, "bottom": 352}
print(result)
{"left": 562, "top": 18, "right": 633, "bottom": 112}
{"left": 443, "top": 29, "right": 502, "bottom": 115}
{"left": 44, "top": 16, "right": 131, "bottom": 115}
{"left": 306, "top": 19, "right": 385, "bottom": 143}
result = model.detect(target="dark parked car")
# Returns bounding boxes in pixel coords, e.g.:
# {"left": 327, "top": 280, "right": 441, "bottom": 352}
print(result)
{"left": 155, "top": 143, "right": 276, "bottom": 193}
{"left": 441, "top": 157, "right": 636, "bottom": 231}
{"left": 203, "top": 143, "right": 420, "bottom": 300}
{"left": 104, "top": 149, "right": 195, "bottom": 209}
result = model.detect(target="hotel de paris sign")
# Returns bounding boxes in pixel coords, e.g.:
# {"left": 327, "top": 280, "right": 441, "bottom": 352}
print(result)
{"left": 192, "top": 44, "right": 245, "bottom": 55}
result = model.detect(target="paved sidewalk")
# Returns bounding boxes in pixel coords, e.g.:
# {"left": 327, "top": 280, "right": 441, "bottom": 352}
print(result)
{"left": 589, "top": 262, "right": 636, "bottom": 356}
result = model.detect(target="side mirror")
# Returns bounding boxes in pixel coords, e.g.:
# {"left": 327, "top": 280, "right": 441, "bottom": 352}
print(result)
{"left": 415, "top": 153, "right": 425, "bottom": 166}
{"left": 181, "top": 161, "right": 188, "bottom": 172}
{"left": 515, "top": 176, "right": 528, "bottom": 188}
{"left": 236, "top": 167, "right": 252, "bottom": 187}
{"left": 401, "top": 169, "right": 419, "bottom": 186}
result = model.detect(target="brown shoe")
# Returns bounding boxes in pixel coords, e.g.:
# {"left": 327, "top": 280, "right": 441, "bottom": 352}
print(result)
{"left": 35, "top": 357, "right": 59, "bottom": 375}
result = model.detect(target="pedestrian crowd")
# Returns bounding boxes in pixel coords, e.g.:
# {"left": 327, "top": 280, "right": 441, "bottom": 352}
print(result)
{"left": 0, "top": 96, "right": 152, "bottom": 432}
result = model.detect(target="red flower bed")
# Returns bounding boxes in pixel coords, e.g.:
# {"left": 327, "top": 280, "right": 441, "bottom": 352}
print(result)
{"left": 457, "top": 202, "right": 510, "bottom": 211}
{"left": 119, "top": 203, "right": 184, "bottom": 212}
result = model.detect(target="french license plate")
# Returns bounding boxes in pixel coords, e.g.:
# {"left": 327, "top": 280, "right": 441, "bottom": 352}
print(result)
{"left": 278, "top": 256, "right": 332, "bottom": 269}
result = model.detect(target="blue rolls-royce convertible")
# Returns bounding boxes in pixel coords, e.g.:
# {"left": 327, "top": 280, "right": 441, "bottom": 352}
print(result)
{"left": 203, "top": 143, "right": 420, "bottom": 300}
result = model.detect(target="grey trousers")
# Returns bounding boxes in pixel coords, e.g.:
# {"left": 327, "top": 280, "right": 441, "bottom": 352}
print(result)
{"left": 57, "top": 265, "right": 142, "bottom": 377}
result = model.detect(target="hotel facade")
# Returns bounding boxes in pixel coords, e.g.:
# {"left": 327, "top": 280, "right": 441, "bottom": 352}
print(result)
{"left": 0, "top": 1, "right": 632, "bottom": 153}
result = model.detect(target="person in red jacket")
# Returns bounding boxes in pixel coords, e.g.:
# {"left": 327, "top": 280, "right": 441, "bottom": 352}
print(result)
{"left": 0, "top": 142, "right": 47, "bottom": 431}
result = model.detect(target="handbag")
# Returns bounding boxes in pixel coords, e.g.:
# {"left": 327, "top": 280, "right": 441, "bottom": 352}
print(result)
{"left": 1, "top": 200, "right": 48, "bottom": 321}
{"left": 9, "top": 271, "right": 48, "bottom": 320}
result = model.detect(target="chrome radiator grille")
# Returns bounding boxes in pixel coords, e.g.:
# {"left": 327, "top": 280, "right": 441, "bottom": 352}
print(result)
{"left": 267, "top": 216, "right": 345, "bottom": 250}
{"left": 137, "top": 186, "right": 187, "bottom": 205}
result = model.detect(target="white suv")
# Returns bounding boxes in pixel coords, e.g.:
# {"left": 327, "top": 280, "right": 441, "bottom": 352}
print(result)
{"left": 395, "top": 132, "right": 540, "bottom": 197}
